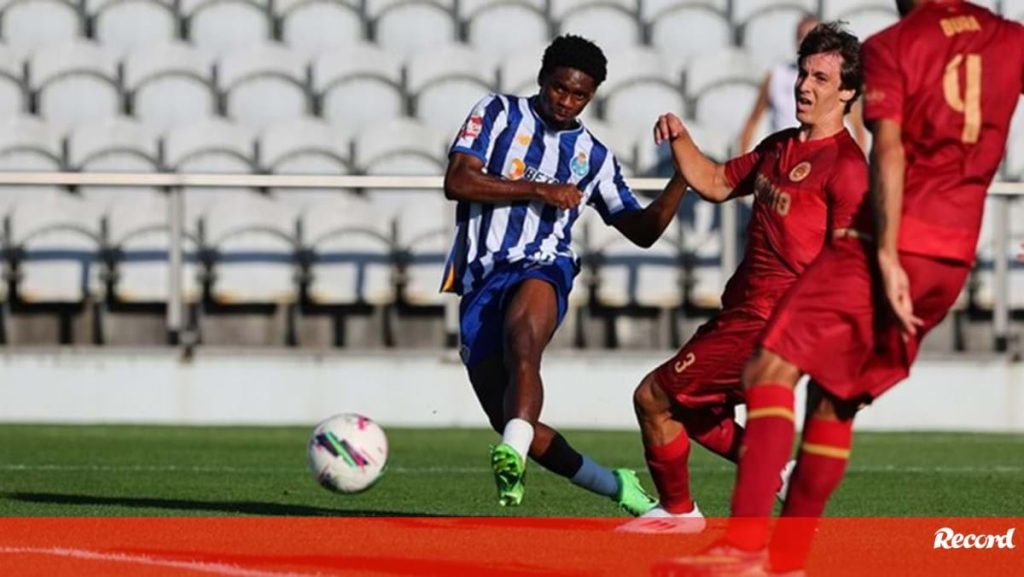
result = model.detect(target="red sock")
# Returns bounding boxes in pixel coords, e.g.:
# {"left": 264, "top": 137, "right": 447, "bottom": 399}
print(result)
{"left": 645, "top": 431, "right": 694, "bottom": 514}
{"left": 770, "top": 417, "right": 853, "bottom": 571}
{"left": 685, "top": 407, "right": 744, "bottom": 463}
{"left": 725, "top": 384, "right": 796, "bottom": 550}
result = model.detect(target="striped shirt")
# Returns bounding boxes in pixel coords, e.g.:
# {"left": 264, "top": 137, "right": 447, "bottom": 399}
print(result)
{"left": 441, "top": 93, "right": 641, "bottom": 295}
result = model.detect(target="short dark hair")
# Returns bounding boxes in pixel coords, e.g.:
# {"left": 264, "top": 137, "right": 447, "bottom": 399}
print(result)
{"left": 798, "top": 21, "right": 862, "bottom": 113}
{"left": 539, "top": 34, "right": 607, "bottom": 87}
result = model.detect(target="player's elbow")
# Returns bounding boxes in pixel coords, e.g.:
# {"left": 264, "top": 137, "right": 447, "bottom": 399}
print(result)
{"left": 443, "top": 174, "right": 467, "bottom": 201}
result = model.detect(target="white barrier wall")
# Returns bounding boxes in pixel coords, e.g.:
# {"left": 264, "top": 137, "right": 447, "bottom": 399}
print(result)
{"left": 0, "top": 349, "right": 1021, "bottom": 431}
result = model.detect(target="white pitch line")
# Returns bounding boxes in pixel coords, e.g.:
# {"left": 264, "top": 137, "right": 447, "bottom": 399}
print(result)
{"left": 0, "top": 546, "right": 322, "bottom": 577}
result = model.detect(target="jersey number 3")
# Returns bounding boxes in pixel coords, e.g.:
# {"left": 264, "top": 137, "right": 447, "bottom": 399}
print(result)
{"left": 942, "top": 54, "right": 982, "bottom": 144}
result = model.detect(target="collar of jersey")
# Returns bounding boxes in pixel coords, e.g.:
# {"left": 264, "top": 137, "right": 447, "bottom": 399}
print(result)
{"left": 528, "top": 95, "right": 586, "bottom": 136}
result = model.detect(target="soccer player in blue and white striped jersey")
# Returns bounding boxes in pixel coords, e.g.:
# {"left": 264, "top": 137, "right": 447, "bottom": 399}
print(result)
{"left": 442, "top": 35, "right": 687, "bottom": 513}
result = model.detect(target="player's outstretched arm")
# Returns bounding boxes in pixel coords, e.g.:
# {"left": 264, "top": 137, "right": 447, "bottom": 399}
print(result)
{"left": 654, "top": 113, "right": 733, "bottom": 203}
{"left": 870, "top": 118, "right": 923, "bottom": 338}
{"left": 611, "top": 172, "right": 687, "bottom": 248}
{"left": 444, "top": 152, "right": 582, "bottom": 210}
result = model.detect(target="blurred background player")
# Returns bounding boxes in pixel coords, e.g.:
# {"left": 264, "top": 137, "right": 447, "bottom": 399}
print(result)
{"left": 676, "top": 0, "right": 1024, "bottom": 574}
{"left": 442, "top": 34, "right": 687, "bottom": 512}
{"left": 619, "top": 22, "right": 869, "bottom": 533}
{"left": 739, "top": 15, "right": 869, "bottom": 153}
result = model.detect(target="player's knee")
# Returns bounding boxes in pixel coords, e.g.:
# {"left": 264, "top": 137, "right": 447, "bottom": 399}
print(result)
{"left": 633, "top": 373, "right": 668, "bottom": 417}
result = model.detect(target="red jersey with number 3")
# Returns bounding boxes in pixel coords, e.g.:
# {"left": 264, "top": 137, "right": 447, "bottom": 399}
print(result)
{"left": 718, "top": 128, "right": 870, "bottom": 320}
{"left": 861, "top": 0, "right": 1024, "bottom": 264}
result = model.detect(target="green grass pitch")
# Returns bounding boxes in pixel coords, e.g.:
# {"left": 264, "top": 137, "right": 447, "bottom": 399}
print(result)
{"left": 1, "top": 425, "right": 1021, "bottom": 517}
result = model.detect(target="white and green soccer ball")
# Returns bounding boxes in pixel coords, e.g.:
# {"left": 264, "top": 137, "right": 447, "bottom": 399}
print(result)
{"left": 307, "top": 413, "right": 389, "bottom": 494}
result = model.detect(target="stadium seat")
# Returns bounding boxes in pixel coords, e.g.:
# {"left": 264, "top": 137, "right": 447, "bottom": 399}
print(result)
{"left": 101, "top": 190, "right": 202, "bottom": 305}
{"left": 182, "top": 0, "right": 272, "bottom": 56}
{"left": 599, "top": 47, "right": 686, "bottom": 135}
{"left": 28, "top": 40, "right": 122, "bottom": 132}
{"left": 87, "top": 0, "right": 178, "bottom": 56}
{"left": 389, "top": 192, "right": 450, "bottom": 307}
{"left": 462, "top": 0, "right": 549, "bottom": 58}
{"left": 199, "top": 192, "right": 300, "bottom": 304}
{"left": 551, "top": 0, "right": 641, "bottom": 53}
{"left": 0, "top": 0, "right": 81, "bottom": 53}
{"left": 734, "top": 0, "right": 816, "bottom": 68}
{"left": 406, "top": 44, "right": 498, "bottom": 133}
{"left": 0, "top": 45, "right": 27, "bottom": 118}
{"left": 0, "top": 115, "right": 64, "bottom": 215}
{"left": 301, "top": 193, "right": 395, "bottom": 306}
{"left": 276, "top": 0, "right": 365, "bottom": 56}
{"left": 163, "top": 118, "right": 259, "bottom": 220}
{"left": 591, "top": 218, "right": 685, "bottom": 309}
{"left": 635, "top": 120, "right": 731, "bottom": 175}
{"left": 678, "top": 194, "right": 726, "bottom": 308}
{"left": 367, "top": 0, "right": 457, "bottom": 57}
{"left": 643, "top": 0, "right": 732, "bottom": 59}
{"left": 497, "top": 44, "right": 548, "bottom": 95}
{"left": 67, "top": 116, "right": 163, "bottom": 209}
{"left": 218, "top": 43, "right": 312, "bottom": 131}
{"left": 7, "top": 189, "right": 102, "bottom": 303}
{"left": 124, "top": 42, "right": 218, "bottom": 135}
{"left": 1005, "top": 0, "right": 1024, "bottom": 19}
{"left": 259, "top": 117, "right": 355, "bottom": 210}
{"left": 685, "top": 49, "right": 765, "bottom": 145}
{"left": 354, "top": 118, "right": 448, "bottom": 179}
{"left": 822, "top": 0, "right": 898, "bottom": 40}
{"left": 312, "top": 43, "right": 405, "bottom": 135}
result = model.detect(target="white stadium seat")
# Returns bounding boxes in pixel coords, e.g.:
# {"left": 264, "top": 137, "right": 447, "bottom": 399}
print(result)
{"left": 463, "top": 0, "right": 548, "bottom": 59}
{"left": 685, "top": 49, "right": 765, "bottom": 145}
{"left": 0, "top": 0, "right": 81, "bottom": 53}
{"left": 277, "top": 0, "right": 365, "bottom": 56}
{"left": 552, "top": 0, "right": 641, "bottom": 53}
{"left": 67, "top": 116, "right": 163, "bottom": 209}
{"left": 182, "top": 0, "right": 272, "bottom": 56}
{"left": 218, "top": 43, "right": 311, "bottom": 131}
{"left": 0, "top": 115, "right": 64, "bottom": 214}
{"left": 497, "top": 44, "right": 547, "bottom": 95}
{"left": 646, "top": 4, "right": 733, "bottom": 59}
{"left": 734, "top": 0, "right": 816, "bottom": 69}
{"left": 87, "top": 0, "right": 178, "bottom": 56}
{"left": 599, "top": 47, "right": 686, "bottom": 134}
{"left": 124, "top": 42, "right": 217, "bottom": 135}
{"left": 312, "top": 43, "right": 405, "bottom": 135}
{"left": 259, "top": 117, "right": 354, "bottom": 210}
{"left": 9, "top": 190, "right": 102, "bottom": 303}
{"left": 29, "top": 40, "right": 122, "bottom": 132}
{"left": 406, "top": 44, "right": 498, "bottom": 134}
{"left": 367, "top": 0, "right": 456, "bottom": 57}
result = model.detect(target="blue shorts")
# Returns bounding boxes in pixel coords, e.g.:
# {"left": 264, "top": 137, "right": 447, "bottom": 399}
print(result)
{"left": 459, "top": 258, "right": 578, "bottom": 367}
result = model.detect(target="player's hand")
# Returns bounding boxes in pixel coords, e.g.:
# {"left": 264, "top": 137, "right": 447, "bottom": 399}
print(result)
{"left": 877, "top": 251, "right": 924, "bottom": 340}
{"left": 653, "top": 113, "right": 687, "bottom": 145}
{"left": 537, "top": 183, "right": 583, "bottom": 210}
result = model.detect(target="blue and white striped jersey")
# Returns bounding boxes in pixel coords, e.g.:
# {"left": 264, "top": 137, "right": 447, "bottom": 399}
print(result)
{"left": 441, "top": 93, "right": 641, "bottom": 295}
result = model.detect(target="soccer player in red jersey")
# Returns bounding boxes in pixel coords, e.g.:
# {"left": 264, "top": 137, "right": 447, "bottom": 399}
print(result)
{"left": 672, "top": 0, "right": 1024, "bottom": 573}
{"left": 618, "top": 23, "right": 870, "bottom": 533}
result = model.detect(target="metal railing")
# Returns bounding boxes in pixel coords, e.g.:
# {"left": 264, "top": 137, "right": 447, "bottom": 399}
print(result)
{"left": 0, "top": 172, "right": 1020, "bottom": 349}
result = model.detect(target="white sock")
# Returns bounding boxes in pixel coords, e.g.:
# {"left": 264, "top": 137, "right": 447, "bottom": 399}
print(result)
{"left": 502, "top": 418, "right": 534, "bottom": 461}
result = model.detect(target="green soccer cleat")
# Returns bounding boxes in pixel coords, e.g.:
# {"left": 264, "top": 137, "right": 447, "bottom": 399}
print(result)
{"left": 490, "top": 443, "right": 526, "bottom": 507}
{"left": 613, "top": 468, "right": 658, "bottom": 516}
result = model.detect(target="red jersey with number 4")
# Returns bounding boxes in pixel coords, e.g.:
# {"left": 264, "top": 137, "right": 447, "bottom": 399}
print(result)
{"left": 719, "top": 128, "right": 870, "bottom": 320}
{"left": 862, "top": 0, "right": 1024, "bottom": 264}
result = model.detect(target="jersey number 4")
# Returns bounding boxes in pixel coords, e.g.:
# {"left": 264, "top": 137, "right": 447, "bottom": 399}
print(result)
{"left": 942, "top": 53, "right": 982, "bottom": 144}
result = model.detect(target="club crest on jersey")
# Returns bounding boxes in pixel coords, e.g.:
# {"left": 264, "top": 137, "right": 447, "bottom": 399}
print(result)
{"left": 789, "top": 161, "right": 812, "bottom": 182}
{"left": 509, "top": 158, "right": 526, "bottom": 179}
{"left": 461, "top": 116, "right": 483, "bottom": 139}
{"left": 570, "top": 152, "right": 589, "bottom": 177}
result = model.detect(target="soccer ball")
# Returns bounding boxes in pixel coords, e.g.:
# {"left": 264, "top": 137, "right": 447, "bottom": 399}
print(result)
{"left": 307, "top": 413, "right": 389, "bottom": 494}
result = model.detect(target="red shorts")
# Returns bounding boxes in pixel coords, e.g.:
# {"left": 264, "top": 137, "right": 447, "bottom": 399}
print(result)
{"left": 653, "top": 309, "right": 767, "bottom": 409}
{"left": 760, "top": 238, "right": 970, "bottom": 402}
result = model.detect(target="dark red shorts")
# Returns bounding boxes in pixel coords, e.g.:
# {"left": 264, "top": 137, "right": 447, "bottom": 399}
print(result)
{"left": 760, "top": 238, "right": 970, "bottom": 402}
{"left": 653, "top": 308, "right": 768, "bottom": 409}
